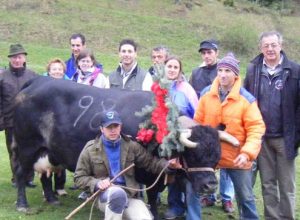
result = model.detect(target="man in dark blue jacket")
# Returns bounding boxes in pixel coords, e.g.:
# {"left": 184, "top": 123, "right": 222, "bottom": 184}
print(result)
{"left": 244, "top": 31, "right": 300, "bottom": 220}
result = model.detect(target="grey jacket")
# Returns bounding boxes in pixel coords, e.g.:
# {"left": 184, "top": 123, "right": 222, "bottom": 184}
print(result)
{"left": 109, "top": 65, "right": 148, "bottom": 90}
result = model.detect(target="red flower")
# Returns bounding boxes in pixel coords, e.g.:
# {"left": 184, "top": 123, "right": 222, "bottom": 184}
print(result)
{"left": 136, "top": 81, "right": 170, "bottom": 144}
{"left": 136, "top": 128, "right": 155, "bottom": 143}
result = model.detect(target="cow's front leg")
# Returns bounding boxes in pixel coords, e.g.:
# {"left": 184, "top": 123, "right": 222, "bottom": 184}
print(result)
{"left": 16, "top": 166, "right": 29, "bottom": 212}
{"left": 41, "top": 173, "right": 60, "bottom": 205}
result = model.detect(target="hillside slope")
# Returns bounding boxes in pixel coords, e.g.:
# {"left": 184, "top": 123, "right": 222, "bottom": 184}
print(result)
{"left": 0, "top": 0, "right": 299, "bottom": 74}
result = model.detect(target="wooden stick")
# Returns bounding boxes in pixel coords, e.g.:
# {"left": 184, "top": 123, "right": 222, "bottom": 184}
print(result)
{"left": 65, "top": 163, "right": 135, "bottom": 220}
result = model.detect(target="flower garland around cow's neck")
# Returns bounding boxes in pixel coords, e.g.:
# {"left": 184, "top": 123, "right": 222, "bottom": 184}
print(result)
{"left": 136, "top": 65, "right": 184, "bottom": 157}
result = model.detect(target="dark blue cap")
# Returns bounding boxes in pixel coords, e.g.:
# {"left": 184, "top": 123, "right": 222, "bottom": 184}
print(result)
{"left": 198, "top": 39, "right": 218, "bottom": 52}
{"left": 101, "top": 111, "right": 122, "bottom": 127}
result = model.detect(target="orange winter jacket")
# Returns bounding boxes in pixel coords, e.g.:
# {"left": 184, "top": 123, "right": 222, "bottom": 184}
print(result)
{"left": 194, "top": 77, "right": 265, "bottom": 169}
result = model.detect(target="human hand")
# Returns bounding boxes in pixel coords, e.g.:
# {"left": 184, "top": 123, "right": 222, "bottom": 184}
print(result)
{"left": 233, "top": 153, "right": 249, "bottom": 168}
{"left": 168, "top": 158, "right": 182, "bottom": 169}
{"left": 97, "top": 178, "right": 111, "bottom": 191}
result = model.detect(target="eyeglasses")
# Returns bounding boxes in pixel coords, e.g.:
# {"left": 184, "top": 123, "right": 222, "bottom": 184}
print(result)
{"left": 261, "top": 43, "right": 280, "bottom": 49}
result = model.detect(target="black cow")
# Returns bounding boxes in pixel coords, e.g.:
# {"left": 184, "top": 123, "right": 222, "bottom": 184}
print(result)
{"left": 12, "top": 76, "right": 234, "bottom": 219}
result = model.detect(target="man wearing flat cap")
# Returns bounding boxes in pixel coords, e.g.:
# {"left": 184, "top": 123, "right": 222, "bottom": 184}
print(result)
{"left": 0, "top": 43, "right": 38, "bottom": 187}
{"left": 74, "top": 110, "right": 181, "bottom": 220}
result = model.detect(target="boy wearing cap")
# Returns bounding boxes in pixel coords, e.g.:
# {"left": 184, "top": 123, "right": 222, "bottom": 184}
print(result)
{"left": 190, "top": 39, "right": 235, "bottom": 213}
{"left": 74, "top": 110, "right": 181, "bottom": 220}
{"left": 0, "top": 44, "right": 38, "bottom": 187}
{"left": 194, "top": 53, "right": 265, "bottom": 220}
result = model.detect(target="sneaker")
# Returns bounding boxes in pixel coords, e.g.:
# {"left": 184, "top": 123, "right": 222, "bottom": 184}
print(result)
{"left": 56, "top": 189, "right": 68, "bottom": 196}
{"left": 201, "top": 197, "right": 215, "bottom": 207}
{"left": 26, "top": 181, "right": 37, "bottom": 188}
{"left": 222, "top": 200, "right": 235, "bottom": 213}
{"left": 78, "top": 191, "right": 90, "bottom": 200}
{"left": 164, "top": 209, "right": 185, "bottom": 220}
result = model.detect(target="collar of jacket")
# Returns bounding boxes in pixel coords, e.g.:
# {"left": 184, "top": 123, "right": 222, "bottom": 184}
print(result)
{"left": 9, "top": 63, "right": 26, "bottom": 77}
{"left": 116, "top": 62, "right": 138, "bottom": 77}
{"left": 210, "top": 76, "right": 242, "bottom": 101}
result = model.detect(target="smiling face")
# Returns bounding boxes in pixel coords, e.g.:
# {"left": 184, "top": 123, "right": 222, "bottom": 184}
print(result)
{"left": 70, "top": 37, "right": 85, "bottom": 58}
{"left": 165, "top": 58, "right": 181, "bottom": 81}
{"left": 48, "top": 62, "right": 65, "bottom": 79}
{"left": 77, "top": 56, "right": 93, "bottom": 72}
{"left": 260, "top": 34, "right": 282, "bottom": 66}
{"left": 119, "top": 44, "right": 137, "bottom": 68}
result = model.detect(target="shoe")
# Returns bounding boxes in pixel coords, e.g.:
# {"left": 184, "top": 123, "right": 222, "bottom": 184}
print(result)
{"left": 78, "top": 191, "right": 90, "bottom": 200}
{"left": 201, "top": 197, "right": 215, "bottom": 207}
{"left": 26, "top": 181, "right": 37, "bottom": 188}
{"left": 56, "top": 189, "right": 68, "bottom": 196}
{"left": 69, "top": 185, "right": 79, "bottom": 190}
{"left": 164, "top": 209, "right": 185, "bottom": 220}
{"left": 222, "top": 200, "right": 234, "bottom": 213}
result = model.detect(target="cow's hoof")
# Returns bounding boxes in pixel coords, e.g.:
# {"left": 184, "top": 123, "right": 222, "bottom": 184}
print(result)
{"left": 47, "top": 199, "right": 61, "bottom": 206}
{"left": 16, "top": 206, "right": 29, "bottom": 213}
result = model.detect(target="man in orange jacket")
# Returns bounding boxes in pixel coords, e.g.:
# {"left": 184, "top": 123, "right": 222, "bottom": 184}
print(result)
{"left": 194, "top": 52, "right": 265, "bottom": 220}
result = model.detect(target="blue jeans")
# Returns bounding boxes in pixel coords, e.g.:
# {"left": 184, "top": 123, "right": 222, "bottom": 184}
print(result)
{"left": 167, "top": 179, "right": 201, "bottom": 219}
{"left": 226, "top": 168, "right": 259, "bottom": 220}
{"left": 204, "top": 168, "right": 234, "bottom": 203}
{"left": 219, "top": 169, "right": 235, "bottom": 202}
{"left": 185, "top": 180, "right": 201, "bottom": 220}
{"left": 167, "top": 182, "right": 185, "bottom": 215}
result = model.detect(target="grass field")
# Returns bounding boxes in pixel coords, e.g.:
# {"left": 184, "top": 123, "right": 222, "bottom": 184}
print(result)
{"left": 0, "top": 131, "right": 299, "bottom": 219}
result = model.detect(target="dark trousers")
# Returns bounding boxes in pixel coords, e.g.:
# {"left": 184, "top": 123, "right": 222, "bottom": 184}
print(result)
{"left": 54, "top": 170, "right": 66, "bottom": 190}
{"left": 5, "top": 127, "right": 34, "bottom": 183}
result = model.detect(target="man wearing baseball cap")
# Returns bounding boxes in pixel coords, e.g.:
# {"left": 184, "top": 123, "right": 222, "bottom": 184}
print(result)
{"left": 189, "top": 40, "right": 235, "bottom": 214}
{"left": 0, "top": 43, "right": 38, "bottom": 187}
{"left": 189, "top": 39, "right": 219, "bottom": 98}
{"left": 74, "top": 110, "right": 181, "bottom": 220}
{"left": 194, "top": 52, "right": 265, "bottom": 220}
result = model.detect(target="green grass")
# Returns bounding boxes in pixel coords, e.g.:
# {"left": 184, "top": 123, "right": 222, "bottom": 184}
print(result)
{"left": 0, "top": 130, "right": 300, "bottom": 219}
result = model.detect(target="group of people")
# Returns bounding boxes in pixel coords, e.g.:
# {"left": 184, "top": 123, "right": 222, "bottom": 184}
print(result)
{"left": 0, "top": 30, "right": 299, "bottom": 220}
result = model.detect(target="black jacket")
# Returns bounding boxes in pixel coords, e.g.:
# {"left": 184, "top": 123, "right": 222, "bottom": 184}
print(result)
{"left": 244, "top": 51, "right": 300, "bottom": 159}
{"left": 189, "top": 63, "right": 217, "bottom": 98}
{"left": 0, "top": 64, "right": 37, "bottom": 129}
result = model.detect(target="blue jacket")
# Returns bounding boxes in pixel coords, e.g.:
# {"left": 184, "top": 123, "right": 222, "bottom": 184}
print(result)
{"left": 169, "top": 84, "right": 195, "bottom": 119}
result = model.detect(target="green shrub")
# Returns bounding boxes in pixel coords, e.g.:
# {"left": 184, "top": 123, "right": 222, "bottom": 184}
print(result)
{"left": 220, "top": 21, "right": 258, "bottom": 56}
{"left": 223, "top": 0, "right": 235, "bottom": 7}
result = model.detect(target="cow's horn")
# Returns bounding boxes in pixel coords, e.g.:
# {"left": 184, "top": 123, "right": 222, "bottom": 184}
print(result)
{"left": 218, "top": 130, "right": 240, "bottom": 147}
{"left": 179, "top": 129, "right": 198, "bottom": 148}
